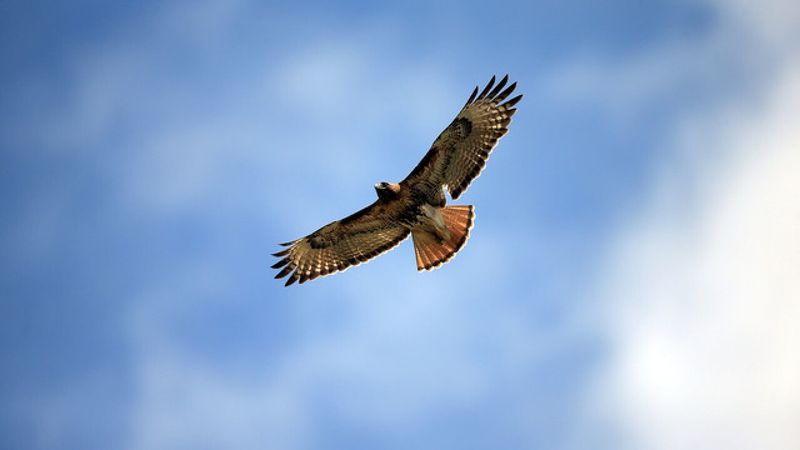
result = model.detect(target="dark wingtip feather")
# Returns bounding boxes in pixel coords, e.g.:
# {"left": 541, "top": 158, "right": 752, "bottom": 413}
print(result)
{"left": 465, "top": 86, "right": 479, "bottom": 106}
{"left": 503, "top": 94, "right": 523, "bottom": 108}
{"left": 285, "top": 272, "right": 299, "bottom": 287}
{"left": 275, "top": 265, "right": 293, "bottom": 279}
{"left": 477, "top": 75, "right": 496, "bottom": 100}
{"left": 275, "top": 266, "right": 294, "bottom": 280}
{"left": 272, "top": 249, "right": 290, "bottom": 257}
{"left": 487, "top": 74, "right": 509, "bottom": 99}
{"left": 271, "top": 258, "right": 290, "bottom": 269}
{"left": 496, "top": 81, "right": 517, "bottom": 102}
{"left": 279, "top": 241, "right": 295, "bottom": 247}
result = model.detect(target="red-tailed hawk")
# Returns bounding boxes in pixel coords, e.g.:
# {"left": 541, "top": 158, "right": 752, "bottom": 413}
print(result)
{"left": 273, "top": 75, "right": 521, "bottom": 286}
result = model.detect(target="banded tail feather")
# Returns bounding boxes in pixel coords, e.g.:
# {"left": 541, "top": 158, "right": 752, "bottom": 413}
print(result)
{"left": 412, "top": 205, "right": 475, "bottom": 271}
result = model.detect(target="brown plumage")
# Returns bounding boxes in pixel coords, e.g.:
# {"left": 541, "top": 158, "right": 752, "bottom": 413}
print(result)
{"left": 412, "top": 205, "right": 475, "bottom": 271}
{"left": 273, "top": 75, "right": 521, "bottom": 286}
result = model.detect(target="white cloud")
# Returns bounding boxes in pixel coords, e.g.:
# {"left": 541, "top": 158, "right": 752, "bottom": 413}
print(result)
{"left": 588, "top": 1, "right": 800, "bottom": 448}
{"left": 713, "top": 0, "right": 800, "bottom": 48}
{"left": 545, "top": 0, "right": 799, "bottom": 133}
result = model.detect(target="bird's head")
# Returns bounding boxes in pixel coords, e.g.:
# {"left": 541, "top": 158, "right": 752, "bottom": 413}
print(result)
{"left": 374, "top": 181, "right": 400, "bottom": 200}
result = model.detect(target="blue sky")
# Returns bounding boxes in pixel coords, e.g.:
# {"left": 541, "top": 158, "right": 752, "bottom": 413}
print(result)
{"left": 2, "top": 1, "right": 799, "bottom": 449}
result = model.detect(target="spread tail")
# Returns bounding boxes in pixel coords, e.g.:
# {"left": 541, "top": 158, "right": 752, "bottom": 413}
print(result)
{"left": 412, "top": 205, "right": 475, "bottom": 271}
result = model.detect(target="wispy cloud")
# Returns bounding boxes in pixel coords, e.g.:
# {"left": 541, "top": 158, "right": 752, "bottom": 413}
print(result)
{"left": 4, "top": 1, "right": 797, "bottom": 449}
{"left": 584, "top": 1, "right": 800, "bottom": 448}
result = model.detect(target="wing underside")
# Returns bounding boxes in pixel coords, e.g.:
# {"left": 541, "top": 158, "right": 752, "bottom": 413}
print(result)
{"left": 272, "top": 203, "right": 410, "bottom": 286}
{"left": 403, "top": 74, "right": 522, "bottom": 200}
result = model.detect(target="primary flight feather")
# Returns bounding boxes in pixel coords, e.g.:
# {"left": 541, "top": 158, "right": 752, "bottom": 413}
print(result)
{"left": 273, "top": 75, "right": 522, "bottom": 286}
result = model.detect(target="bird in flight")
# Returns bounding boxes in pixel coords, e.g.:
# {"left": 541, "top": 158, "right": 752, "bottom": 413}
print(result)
{"left": 273, "top": 75, "right": 521, "bottom": 286}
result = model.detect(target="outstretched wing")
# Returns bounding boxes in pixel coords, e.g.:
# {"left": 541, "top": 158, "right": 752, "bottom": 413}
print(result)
{"left": 272, "top": 202, "right": 410, "bottom": 286}
{"left": 402, "top": 75, "right": 522, "bottom": 199}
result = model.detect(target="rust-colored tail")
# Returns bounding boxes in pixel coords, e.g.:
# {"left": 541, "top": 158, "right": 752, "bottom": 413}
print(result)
{"left": 412, "top": 205, "right": 475, "bottom": 271}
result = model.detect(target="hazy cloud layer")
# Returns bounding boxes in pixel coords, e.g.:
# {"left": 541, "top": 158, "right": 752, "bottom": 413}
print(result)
{"left": 1, "top": 1, "right": 798, "bottom": 449}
